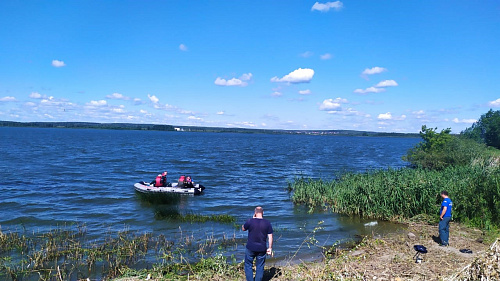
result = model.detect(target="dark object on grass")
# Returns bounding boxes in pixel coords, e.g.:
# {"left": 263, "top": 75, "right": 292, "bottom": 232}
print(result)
{"left": 459, "top": 248, "right": 473, "bottom": 254}
{"left": 413, "top": 245, "right": 427, "bottom": 263}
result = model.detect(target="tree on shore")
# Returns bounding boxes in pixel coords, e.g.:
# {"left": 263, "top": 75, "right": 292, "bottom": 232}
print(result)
{"left": 462, "top": 109, "right": 500, "bottom": 149}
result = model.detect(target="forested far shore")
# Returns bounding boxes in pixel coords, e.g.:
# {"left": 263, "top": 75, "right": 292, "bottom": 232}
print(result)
{"left": 0, "top": 120, "right": 420, "bottom": 137}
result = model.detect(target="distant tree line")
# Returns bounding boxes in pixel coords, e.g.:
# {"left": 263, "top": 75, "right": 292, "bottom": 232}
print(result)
{"left": 0, "top": 121, "right": 175, "bottom": 131}
{"left": 0, "top": 121, "right": 422, "bottom": 137}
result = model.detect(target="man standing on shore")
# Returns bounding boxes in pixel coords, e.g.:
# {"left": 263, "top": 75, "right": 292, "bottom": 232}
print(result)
{"left": 242, "top": 206, "right": 273, "bottom": 281}
{"left": 439, "top": 190, "right": 453, "bottom": 246}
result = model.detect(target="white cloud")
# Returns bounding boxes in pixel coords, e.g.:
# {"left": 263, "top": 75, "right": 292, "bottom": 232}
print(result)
{"left": 51, "top": 60, "right": 66, "bottom": 67}
{"left": 375, "top": 80, "right": 398, "bottom": 87}
{"left": 271, "top": 91, "right": 282, "bottom": 97}
{"left": 30, "top": 92, "right": 43, "bottom": 99}
{"left": 453, "top": 118, "right": 477, "bottom": 124}
{"left": 378, "top": 112, "right": 392, "bottom": 120}
{"left": 0, "top": 96, "right": 16, "bottom": 102}
{"left": 488, "top": 98, "right": 500, "bottom": 107}
{"left": 311, "top": 1, "right": 343, "bottom": 12}
{"left": 25, "top": 102, "right": 36, "bottom": 107}
{"left": 319, "top": 97, "right": 348, "bottom": 111}
{"left": 148, "top": 94, "right": 159, "bottom": 103}
{"left": 362, "top": 67, "right": 387, "bottom": 76}
{"left": 320, "top": 53, "right": 332, "bottom": 60}
{"left": 270, "top": 68, "right": 314, "bottom": 84}
{"left": 299, "top": 89, "right": 312, "bottom": 95}
{"left": 240, "top": 73, "right": 253, "bottom": 81}
{"left": 300, "top": 51, "right": 314, "bottom": 58}
{"left": 133, "top": 98, "right": 143, "bottom": 105}
{"left": 353, "top": 87, "right": 386, "bottom": 94}
{"left": 215, "top": 77, "right": 246, "bottom": 87}
{"left": 214, "top": 73, "right": 252, "bottom": 87}
{"left": 106, "top": 92, "right": 130, "bottom": 100}
{"left": 217, "top": 111, "right": 225, "bottom": 115}
{"left": 188, "top": 116, "right": 203, "bottom": 121}
{"left": 378, "top": 112, "right": 406, "bottom": 120}
{"left": 88, "top": 100, "right": 107, "bottom": 106}
{"left": 179, "top": 44, "right": 188, "bottom": 51}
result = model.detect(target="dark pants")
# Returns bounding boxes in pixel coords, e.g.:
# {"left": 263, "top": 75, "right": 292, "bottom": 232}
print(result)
{"left": 244, "top": 248, "right": 266, "bottom": 281}
{"left": 439, "top": 217, "right": 451, "bottom": 245}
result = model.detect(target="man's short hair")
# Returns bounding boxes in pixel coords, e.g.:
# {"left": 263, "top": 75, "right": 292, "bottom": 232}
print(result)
{"left": 255, "top": 206, "right": 263, "bottom": 214}
{"left": 441, "top": 190, "right": 448, "bottom": 196}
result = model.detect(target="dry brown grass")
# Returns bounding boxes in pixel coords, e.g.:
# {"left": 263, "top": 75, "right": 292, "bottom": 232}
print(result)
{"left": 272, "top": 222, "right": 489, "bottom": 281}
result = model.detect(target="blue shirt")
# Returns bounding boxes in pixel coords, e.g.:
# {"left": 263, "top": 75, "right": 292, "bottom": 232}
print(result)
{"left": 440, "top": 198, "right": 452, "bottom": 218}
{"left": 243, "top": 218, "right": 273, "bottom": 252}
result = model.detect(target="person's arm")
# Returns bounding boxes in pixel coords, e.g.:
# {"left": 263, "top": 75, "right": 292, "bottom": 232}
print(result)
{"left": 440, "top": 206, "right": 447, "bottom": 220}
{"left": 266, "top": 233, "right": 273, "bottom": 255}
{"left": 242, "top": 224, "right": 247, "bottom": 231}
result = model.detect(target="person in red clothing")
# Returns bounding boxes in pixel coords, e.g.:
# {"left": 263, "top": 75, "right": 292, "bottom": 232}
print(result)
{"left": 242, "top": 206, "right": 273, "bottom": 281}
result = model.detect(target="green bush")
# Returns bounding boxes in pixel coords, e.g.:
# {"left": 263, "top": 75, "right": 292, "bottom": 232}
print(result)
{"left": 404, "top": 126, "right": 493, "bottom": 170}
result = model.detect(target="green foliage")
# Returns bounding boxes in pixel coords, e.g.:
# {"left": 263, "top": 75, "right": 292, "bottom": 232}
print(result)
{"left": 463, "top": 109, "right": 500, "bottom": 149}
{"left": 288, "top": 165, "right": 500, "bottom": 229}
{"left": 404, "top": 125, "right": 492, "bottom": 170}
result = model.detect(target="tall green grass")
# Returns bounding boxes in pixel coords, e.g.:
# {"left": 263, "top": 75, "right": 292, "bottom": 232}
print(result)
{"left": 289, "top": 165, "right": 500, "bottom": 229}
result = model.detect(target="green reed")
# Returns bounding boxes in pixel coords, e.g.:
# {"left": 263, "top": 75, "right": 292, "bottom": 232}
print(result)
{"left": 0, "top": 224, "right": 240, "bottom": 281}
{"left": 288, "top": 165, "right": 500, "bottom": 229}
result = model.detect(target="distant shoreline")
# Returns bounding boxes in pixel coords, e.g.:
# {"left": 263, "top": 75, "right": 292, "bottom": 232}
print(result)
{"left": 0, "top": 120, "right": 420, "bottom": 138}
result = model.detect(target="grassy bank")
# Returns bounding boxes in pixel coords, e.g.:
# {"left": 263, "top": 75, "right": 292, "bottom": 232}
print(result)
{"left": 288, "top": 164, "right": 500, "bottom": 229}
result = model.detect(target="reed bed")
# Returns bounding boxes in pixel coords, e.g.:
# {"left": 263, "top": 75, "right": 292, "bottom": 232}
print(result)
{"left": 289, "top": 165, "right": 500, "bottom": 229}
{"left": 0, "top": 224, "right": 240, "bottom": 280}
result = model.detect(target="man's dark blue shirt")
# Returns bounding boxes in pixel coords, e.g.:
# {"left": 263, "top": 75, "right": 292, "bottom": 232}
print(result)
{"left": 244, "top": 218, "right": 273, "bottom": 252}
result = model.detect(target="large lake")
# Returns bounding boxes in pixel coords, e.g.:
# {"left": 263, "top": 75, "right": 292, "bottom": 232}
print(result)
{"left": 0, "top": 127, "right": 420, "bottom": 261}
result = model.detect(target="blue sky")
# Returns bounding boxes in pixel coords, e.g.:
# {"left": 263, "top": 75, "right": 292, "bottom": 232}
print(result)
{"left": 0, "top": 1, "right": 499, "bottom": 133}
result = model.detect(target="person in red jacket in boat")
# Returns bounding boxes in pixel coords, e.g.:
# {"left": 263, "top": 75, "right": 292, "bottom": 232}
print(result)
{"left": 151, "top": 171, "right": 168, "bottom": 187}
{"left": 178, "top": 175, "right": 194, "bottom": 188}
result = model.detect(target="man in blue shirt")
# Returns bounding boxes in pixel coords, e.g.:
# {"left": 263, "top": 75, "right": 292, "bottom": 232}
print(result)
{"left": 242, "top": 206, "right": 273, "bottom": 281}
{"left": 439, "top": 190, "right": 453, "bottom": 246}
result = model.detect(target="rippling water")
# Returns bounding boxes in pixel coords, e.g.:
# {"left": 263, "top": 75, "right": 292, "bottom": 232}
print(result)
{"left": 0, "top": 127, "right": 419, "bottom": 260}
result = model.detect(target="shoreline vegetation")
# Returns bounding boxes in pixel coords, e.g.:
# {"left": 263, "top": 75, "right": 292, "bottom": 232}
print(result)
{"left": 0, "top": 120, "right": 419, "bottom": 137}
{"left": 3, "top": 110, "right": 500, "bottom": 280}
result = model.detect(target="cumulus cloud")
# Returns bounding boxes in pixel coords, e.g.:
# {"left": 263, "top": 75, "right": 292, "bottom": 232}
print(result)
{"left": 362, "top": 66, "right": 387, "bottom": 76}
{"left": 377, "top": 112, "right": 406, "bottom": 121}
{"left": 0, "top": 96, "right": 16, "bottom": 102}
{"left": 106, "top": 92, "right": 130, "bottom": 100}
{"left": 214, "top": 73, "right": 252, "bottom": 87}
{"left": 353, "top": 87, "right": 386, "bottom": 95}
{"left": 299, "top": 89, "right": 312, "bottom": 95}
{"left": 148, "top": 94, "right": 159, "bottom": 103}
{"left": 488, "top": 98, "right": 500, "bottom": 107}
{"left": 217, "top": 111, "right": 225, "bottom": 115}
{"left": 271, "top": 91, "right": 282, "bottom": 97}
{"left": 311, "top": 1, "right": 343, "bottom": 12}
{"left": 453, "top": 118, "right": 477, "bottom": 124}
{"left": 375, "top": 80, "right": 398, "bottom": 87}
{"left": 378, "top": 112, "right": 392, "bottom": 120}
{"left": 320, "top": 53, "right": 332, "bottom": 60}
{"left": 179, "top": 44, "right": 188, "bottom": 51}
{"left": 29, "top": 92, "right": 44, "bottom": 99}
{"left": 51, "top": 60, "right": 66, "bottom": 67}
{"left": 88, "top": 100, "right": 107, "bottom": 106}
{"left": 319, "top": 97, "right": 348, "bottom": 111}
{"left": 270, "top": 68, "right": 314, "bottom": 84}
